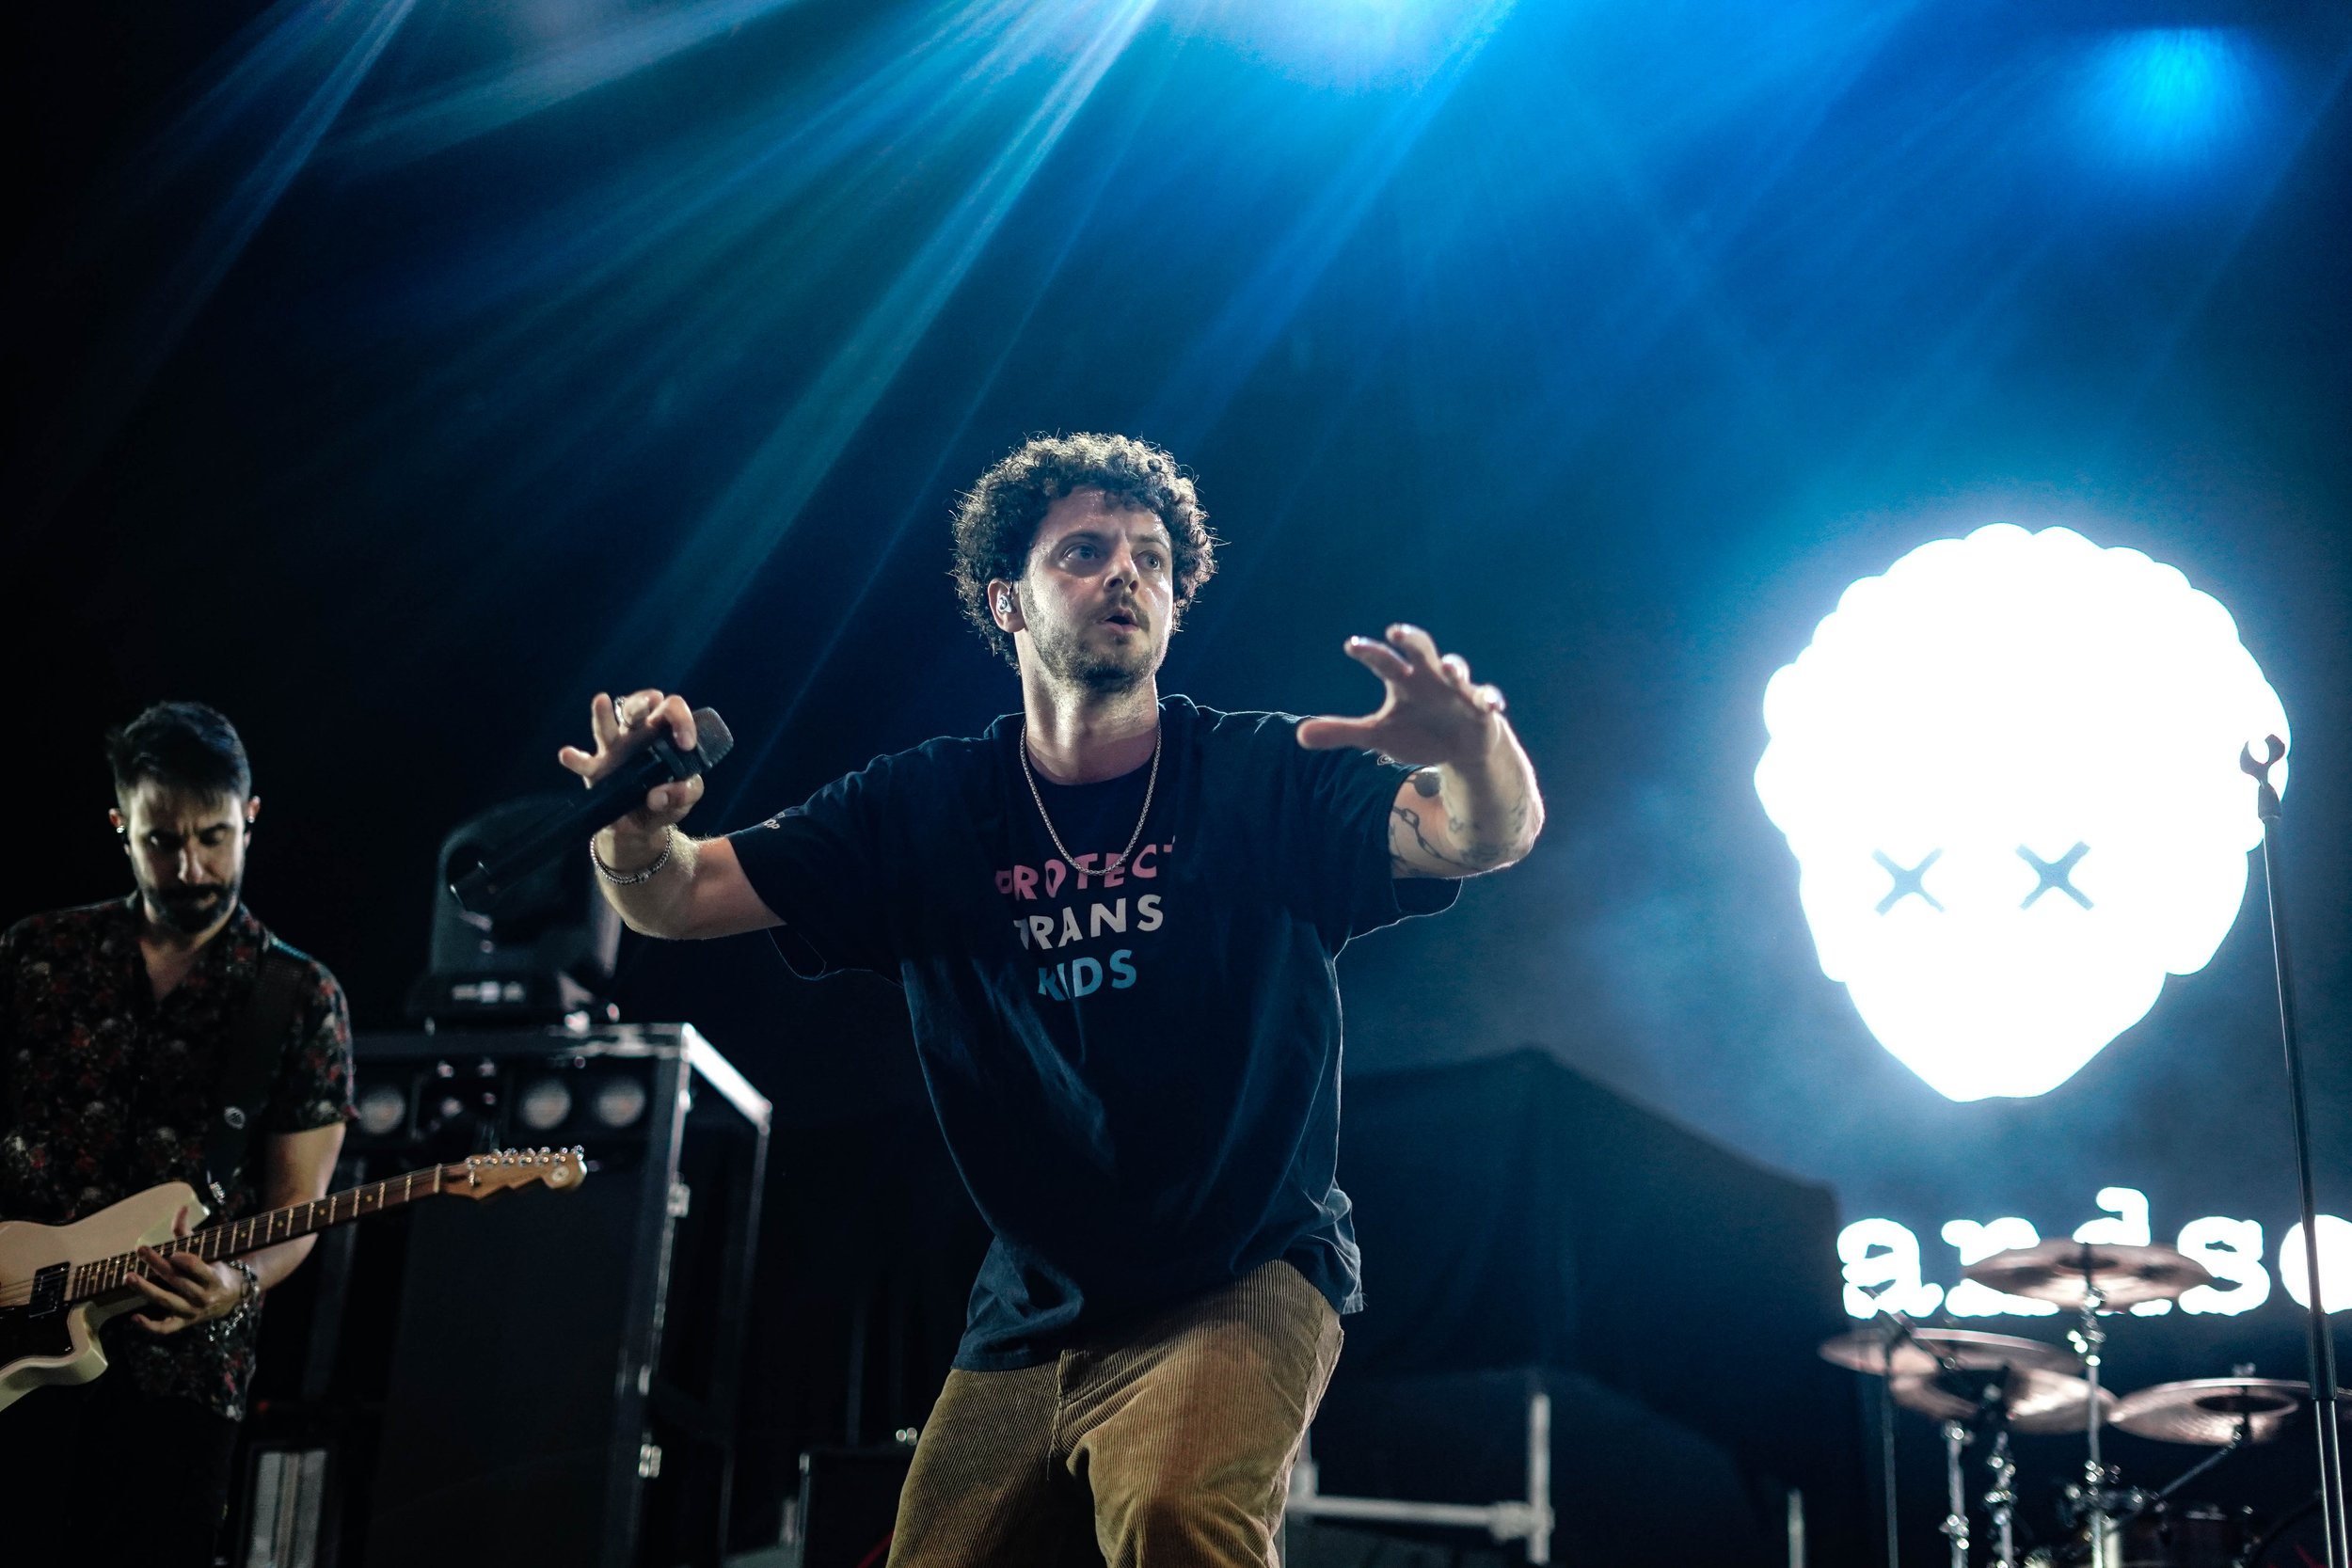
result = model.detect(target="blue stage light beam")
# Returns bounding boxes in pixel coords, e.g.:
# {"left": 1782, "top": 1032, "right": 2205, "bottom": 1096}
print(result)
{"left": 602, "top": 0, "right": 1163, "bottom": 682}
{"left": 1191, "top": 0, "right": 1510, "bottom": 92}
{"left": 2081, "top": 27, "right": 2261, "bottom": 169}
{"left": 324, "top": 0, "right": 816, "bottom": 171}
{"left": 17, "top": 0, "right": 420, "bottom": 538}
{"left": 1141, "top": 0, "right": 1514, "bottom": 442}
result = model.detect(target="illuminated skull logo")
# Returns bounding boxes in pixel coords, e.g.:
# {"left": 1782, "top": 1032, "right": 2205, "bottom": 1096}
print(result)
{"left": 1755, "top": 524, "right": 2287, "bottom": 1101}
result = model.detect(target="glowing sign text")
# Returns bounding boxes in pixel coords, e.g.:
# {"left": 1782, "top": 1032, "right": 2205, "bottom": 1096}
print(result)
{"left": 1840, "top": 1189, "right": 2344, "bottom": 1319}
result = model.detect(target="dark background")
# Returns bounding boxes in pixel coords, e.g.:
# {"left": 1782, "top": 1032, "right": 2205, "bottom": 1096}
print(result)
{"left": 7, "top": 0, "right": 2350, "bottom": 1556}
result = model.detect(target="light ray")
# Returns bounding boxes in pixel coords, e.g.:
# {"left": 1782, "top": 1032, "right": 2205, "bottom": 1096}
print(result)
{"left": 326, "top": 0, "right": 818, "bottom": 170}
{"left": 606, "top": 0, "right": 1164, "bottom": 682}
{"left": 1140, "top": 0, "right": 1515, "bottom": 443}
{"left": 18, "top": 0, "right": 420, "bottom": 537}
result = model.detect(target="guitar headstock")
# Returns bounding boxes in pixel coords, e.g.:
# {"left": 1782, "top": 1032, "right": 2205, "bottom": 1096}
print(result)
{"left": 443, "top": 1147, "right": 590, "bottom": 1199}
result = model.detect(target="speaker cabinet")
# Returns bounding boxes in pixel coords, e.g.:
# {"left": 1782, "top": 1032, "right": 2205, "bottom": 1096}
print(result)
{"left": 334, "top": 1023, "right": 768, "bottom": 1568}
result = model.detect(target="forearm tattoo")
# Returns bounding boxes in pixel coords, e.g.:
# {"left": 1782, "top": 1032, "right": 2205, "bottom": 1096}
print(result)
{"left": 1390, "top": 793, "right": 1530, "bottom": 876}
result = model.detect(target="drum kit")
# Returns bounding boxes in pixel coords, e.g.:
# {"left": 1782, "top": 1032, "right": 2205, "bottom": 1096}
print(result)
{"left": 1824, "top": 1238, "right": 2339, "bottom": 1568}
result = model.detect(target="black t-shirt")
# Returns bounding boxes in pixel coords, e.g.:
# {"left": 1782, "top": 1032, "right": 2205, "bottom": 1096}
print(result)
{"left": 728, "top": 694, "right": 1456, "bottom": 1369}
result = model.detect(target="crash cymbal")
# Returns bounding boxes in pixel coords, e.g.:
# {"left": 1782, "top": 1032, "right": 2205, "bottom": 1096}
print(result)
{"left": 1962, "top": 1239, "right": 2214, "bottom": 1308}
{"left": 1820, "top": 1325, "right": 2077, "bottom": 1379}
{"left": 2109, "top": 1378, "right": 2313, "bottom": 1446}
{"left": 1891, "top": 1367, "right": 2118, "bottom": 1433}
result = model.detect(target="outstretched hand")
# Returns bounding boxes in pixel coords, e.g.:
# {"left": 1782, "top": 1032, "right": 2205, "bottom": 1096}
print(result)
{"left": 1295, "top": 625, "right": 1507, "bottom": 768}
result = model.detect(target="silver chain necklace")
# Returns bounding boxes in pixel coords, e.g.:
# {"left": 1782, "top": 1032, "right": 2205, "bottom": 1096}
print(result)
{"left": 1018, "top": 722, "right": 1162, "bottom": 872}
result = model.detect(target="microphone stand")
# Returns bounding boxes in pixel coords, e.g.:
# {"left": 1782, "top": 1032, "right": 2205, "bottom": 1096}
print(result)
{"left": 2243, "top": 735, "right": 2348, "bottom": 1568}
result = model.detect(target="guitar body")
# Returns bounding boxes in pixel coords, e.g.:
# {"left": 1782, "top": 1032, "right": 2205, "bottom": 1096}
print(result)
{"left": 0, "top": 1148, "right": 584, "bottom": 1421}
{"left": 0, "top": 1182, "right": 209, "bottom": 1414}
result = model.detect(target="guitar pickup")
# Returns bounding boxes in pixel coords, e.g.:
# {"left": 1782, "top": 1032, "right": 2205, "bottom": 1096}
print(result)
{"left": 26, "top": 1262, "right": 67, "bottom": 1317}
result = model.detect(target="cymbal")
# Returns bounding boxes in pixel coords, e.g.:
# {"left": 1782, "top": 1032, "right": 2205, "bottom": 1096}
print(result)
{"left": 2109, "top": 1378, "right": 2314, "bottom": 1446}
{"left": 1962, "top": 1240, "right": 2214, "bottom": 1307}
{"left": 1892, "top": 1368, "right": 2117, "bottom": 1433}
{"left": 1819, "top": 1325, "right": 2077, "bottom": 1379}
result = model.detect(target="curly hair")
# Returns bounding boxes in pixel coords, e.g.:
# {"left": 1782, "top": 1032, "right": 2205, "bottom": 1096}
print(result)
{"left": 951, "top": 433, "right": 1218, "bottom": 668}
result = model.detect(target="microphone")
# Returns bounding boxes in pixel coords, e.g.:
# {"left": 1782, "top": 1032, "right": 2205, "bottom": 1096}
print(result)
{"left": 449, "top": 707, "right": 735, "bottom": 913}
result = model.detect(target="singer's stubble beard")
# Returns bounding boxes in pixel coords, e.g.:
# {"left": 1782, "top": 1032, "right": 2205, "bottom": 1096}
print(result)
{"left": 1031, "top": 616, "right": 1161, "bottom": 696}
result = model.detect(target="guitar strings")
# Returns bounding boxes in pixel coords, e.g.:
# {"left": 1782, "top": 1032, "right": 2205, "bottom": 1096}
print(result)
{"left": 0, "top": 1153, "right": 573, "bottom": 1309}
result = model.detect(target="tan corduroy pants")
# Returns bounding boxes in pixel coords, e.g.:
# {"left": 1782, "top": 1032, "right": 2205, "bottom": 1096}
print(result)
{"left": 885, "top": 1259, "right": 1343, "bottom": 1568}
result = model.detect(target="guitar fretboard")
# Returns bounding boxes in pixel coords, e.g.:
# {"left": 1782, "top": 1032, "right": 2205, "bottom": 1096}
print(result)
{"left": 70, "top": 1165, "right": 449, "bottom": 1305}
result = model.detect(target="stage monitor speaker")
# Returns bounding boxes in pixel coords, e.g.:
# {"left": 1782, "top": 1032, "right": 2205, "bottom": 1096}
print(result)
{"left": 344, "top": 1023, "right": 769, "bottom": 1568}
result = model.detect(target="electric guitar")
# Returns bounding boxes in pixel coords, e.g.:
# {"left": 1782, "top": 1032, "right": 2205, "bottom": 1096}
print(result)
{"left": 0, "top": 1147, "right": 588, "bottom": 1414}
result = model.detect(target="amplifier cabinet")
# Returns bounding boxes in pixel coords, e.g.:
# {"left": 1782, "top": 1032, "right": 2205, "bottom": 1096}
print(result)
{"left": 325, "top": 1022, "right": 770, "bottom": 1568}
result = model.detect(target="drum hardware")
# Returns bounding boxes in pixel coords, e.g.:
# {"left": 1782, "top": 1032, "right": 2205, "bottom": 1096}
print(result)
{"left": 1945, "top": 1420, "right": 1977, "bottom": 1568}
{"left": 2090, "top": 1376, "right": 2315, "bottom": 1564}
{"left": 1831, "top": 1310, "right": 1930, "bottom": 1568}
{"left": 2116, "top": 1502, "right": 2249, "bottom": 1568}
{"left": 2111, "top": 1379, "right": 2318, "bottom": 1449}
{"left": 2079, "top": 1289, "right": 2116, "bottom": 1568}
{"left": 1964, "top": 1241, "right": 2217, "bottom": 1568}
{"left": 2248, "top": 1496, "right": 2330, "bottom": 1568}
{"left": 2093, "top": 1428, "right": 2250, "bottom": 1563}
{"left": 1820, "top": 1324, "right": 2079, "bottom": 1380}
{"left": 1891, "top": 1366, "right": 2115, "bottom": 1433}
{"left": 1829, "top": 1244, "right": 2226, "bottom": 1568}
{"left": 1822, "top": 1322, "right": 2078, "bottom": 1568}
{"left": 1985, "top": 1426, "right": 2020, "bottom": 1568}
{"left": 1960, "top": 1240, "right": 2215, "bottom": 1312}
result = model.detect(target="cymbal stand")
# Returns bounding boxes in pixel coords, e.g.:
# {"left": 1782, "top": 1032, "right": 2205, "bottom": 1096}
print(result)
{"left": 1983, "top": 1427, "right": 2018, "bottom": 1568}
{"left": 2243, "top": 736, "right": 2348, "bottom": 1568}
{"left": 1877, "top": 1313, "right": 1907, "bottom": 1568}
{"left": 2069, "top": 1288, "right": 2113, "bottom": 1568}
{"left": 1941, "top": 1422, "right": 1974, "bottom": 1568}
{"left": 1975, "top": 1379, "right": 2019, "bottom": 1568}
{"left": 2106, "top": 1413, "right": 2250, "bottom": 1538}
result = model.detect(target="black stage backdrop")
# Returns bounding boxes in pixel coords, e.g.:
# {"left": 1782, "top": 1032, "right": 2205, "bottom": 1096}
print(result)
{"left": 739, "top": 1048, "right": 1863, "bottom": 1560}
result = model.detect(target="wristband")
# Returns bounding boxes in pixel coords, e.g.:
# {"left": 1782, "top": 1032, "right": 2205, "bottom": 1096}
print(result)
{"left": 591, "top": 825, "right": 675, "bottom": 885}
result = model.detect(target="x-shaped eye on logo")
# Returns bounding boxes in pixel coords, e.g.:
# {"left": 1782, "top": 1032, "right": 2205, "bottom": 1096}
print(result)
{"left": 2018, "top": 842, "right": 2092, "bottom": 910}
{"left": 1873, "top": 849, "right": 1944, "bottom": 914}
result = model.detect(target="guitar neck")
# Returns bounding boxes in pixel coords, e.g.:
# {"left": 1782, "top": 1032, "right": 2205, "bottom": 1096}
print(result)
{"left": 67, "top": 1149, "right": 584, "bottom": 1306}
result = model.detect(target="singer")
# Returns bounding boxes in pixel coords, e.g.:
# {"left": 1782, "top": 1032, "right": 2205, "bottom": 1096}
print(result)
{"left": 560, "top": 433, "right": 1544, "bottom": 1567}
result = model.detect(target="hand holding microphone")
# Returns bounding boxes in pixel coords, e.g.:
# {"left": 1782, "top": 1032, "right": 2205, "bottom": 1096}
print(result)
{"left": 446, "top": 689, "right": 735, "bottom": 912}
{"left": 558, "top": 690, "right": 710, "bottom": 835}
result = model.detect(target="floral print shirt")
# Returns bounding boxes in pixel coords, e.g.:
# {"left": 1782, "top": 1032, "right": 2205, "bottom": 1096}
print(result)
{"left": 1, "top": 895, "right": 356, "bottom": 1418}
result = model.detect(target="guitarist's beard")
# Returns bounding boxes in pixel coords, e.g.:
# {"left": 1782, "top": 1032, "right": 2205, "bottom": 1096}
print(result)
{"left": 147, "top": 877, "right": 242, "bottom": 936}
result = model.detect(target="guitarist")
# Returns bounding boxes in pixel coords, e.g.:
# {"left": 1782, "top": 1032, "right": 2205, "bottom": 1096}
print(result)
{"left": 0, "top": 701, "right": 355, "bottom": 1567}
